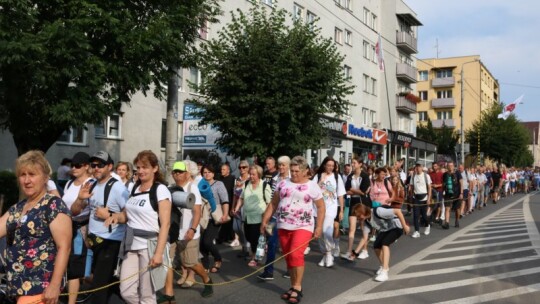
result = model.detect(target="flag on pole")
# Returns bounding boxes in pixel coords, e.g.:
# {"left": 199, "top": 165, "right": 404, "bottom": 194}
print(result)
{"left": 375, "top": 32, "right": 385, "bottom": 71}
{"left": 498, "top": 95, "right": 524, "bottom": 120}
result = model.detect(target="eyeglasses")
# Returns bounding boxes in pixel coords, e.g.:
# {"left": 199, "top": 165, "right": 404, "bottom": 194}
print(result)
{"left": 71, "top": 163, "right": 84, "bottom": 169}
{"left": 239, "top": 166, "right": 248, "bottom": 169}
{"left": 90, "top": 163, "right": 107, "bottom": 169}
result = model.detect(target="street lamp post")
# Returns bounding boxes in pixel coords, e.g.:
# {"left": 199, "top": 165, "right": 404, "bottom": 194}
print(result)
{"left": 460, "top": 59, "right": 479, "bottom": 166}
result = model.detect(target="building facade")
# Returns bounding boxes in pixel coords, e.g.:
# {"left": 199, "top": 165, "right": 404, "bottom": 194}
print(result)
{"left": 0, "top": 0, "right": 423, "bottom": 172}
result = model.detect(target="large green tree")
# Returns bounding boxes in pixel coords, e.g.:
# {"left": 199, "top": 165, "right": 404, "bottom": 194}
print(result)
{"left": 416, "top": 119, "right": 459, "bottom": 155}
{"left": 465, "top": 102, "right": 533, "bottom": 166}
{"left": 191, "top": 4, "right": 354, "bottom": 158}
{"left": 0, "top": 0, "right": 220, "bottom": 155}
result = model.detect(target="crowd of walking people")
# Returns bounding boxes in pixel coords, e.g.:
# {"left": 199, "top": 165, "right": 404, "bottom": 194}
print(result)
{"left": 0, "top": 148, "right": 538, "bottom": 304}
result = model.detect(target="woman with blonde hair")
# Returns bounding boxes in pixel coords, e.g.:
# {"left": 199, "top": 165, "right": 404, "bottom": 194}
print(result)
{"left": 0, "top": 150, "right": 72, "bottom": 304}
{"left": 231, "top": 160, "right": 250, "bottom": 255}
{"left": 116, "top": 161, "right": 134, "bottom": 192}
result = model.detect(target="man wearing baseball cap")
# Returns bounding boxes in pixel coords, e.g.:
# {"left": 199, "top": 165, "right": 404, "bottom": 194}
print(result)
{"left": 408, "top": 161, "right": 432, "bottom": 238}
{"left": 72, "top": 150, "right": 129, "bottom": 303}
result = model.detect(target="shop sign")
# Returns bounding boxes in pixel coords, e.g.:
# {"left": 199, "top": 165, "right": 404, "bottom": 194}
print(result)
{"left": 347, "top": 123, "right": 373, "bottom": 143}
{"left": 372, "top": 129, "right": 388, "bottom": 145}
{"left": 320, "top": 116, "right": 347, "bottom": 137}
{"left": 392, "top": 132, "right": 413, "bottom": 147}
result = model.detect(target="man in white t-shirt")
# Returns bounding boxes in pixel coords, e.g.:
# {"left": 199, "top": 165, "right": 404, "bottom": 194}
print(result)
{"left": 409, "top": 161, "right": 432, "bottom": 238}
{"left": 162, "top": 160, "right": 213, "bottom": 299}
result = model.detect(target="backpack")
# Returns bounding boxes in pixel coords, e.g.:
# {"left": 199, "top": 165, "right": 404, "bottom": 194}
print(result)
{"left": 244, "top": 180, "right": 270, "bottom": 204}
{"left": 411, "top": 172, "right": 429, "bottom": 194}
{"left": 372, "top": 205, "right": 399, "bottom": 231}
{"left": 373, "top": 178, "right": 393, "bottom": 198}
{"left": 130, "top": 181, "right": 182, "bottom": 242}
{"left": 89, "top": 178, "right": 118, "bottom": 233}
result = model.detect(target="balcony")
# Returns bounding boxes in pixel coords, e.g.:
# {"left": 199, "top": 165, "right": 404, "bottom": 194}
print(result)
{"left": 431, "top": 98, "right": 456, "bottom": 109}
{"left": 432, "top": 119, "right": 456, "bottom": 128}
{"left": 396, "top": 63, "right": 418, "bottom": 83}
{"left": 396, "top": 95, "right": 417, "bottom": 114}
{"left": 396, "top": 31, "right": 418, "bottom": 54}
{"left": 431, "top": 77, "right": 455, "bottom": 88}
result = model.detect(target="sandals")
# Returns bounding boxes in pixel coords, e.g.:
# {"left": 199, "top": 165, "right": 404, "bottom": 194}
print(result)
{"left": 210, "top": 261, "right": 222, "bottom": 273}
{"left": 180, "top": 280, "right": 195, "bottom": 288}
{"left": 248, "top": 260, "right": 258, "bottom": 267}
{"left": 287, "top": 288, "right": 303, "bottom": 304}
{"left": 281, "top": 288, "right": 294, "bottom": 300}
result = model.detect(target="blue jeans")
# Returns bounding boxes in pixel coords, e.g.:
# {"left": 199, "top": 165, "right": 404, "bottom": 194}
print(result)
{"left": 264, "top": 217, "right": 278, "bottom": 274}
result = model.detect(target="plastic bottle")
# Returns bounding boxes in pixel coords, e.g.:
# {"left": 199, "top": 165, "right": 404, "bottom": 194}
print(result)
{"left": 255, "top": 235, "right": 266, "bottom": 261}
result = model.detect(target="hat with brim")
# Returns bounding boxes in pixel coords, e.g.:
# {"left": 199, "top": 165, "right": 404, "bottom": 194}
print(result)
{"left": 90, "top": 150, "right": 114, "bottom": 165}
{"left": 173, "top": 161, "right": 187, "bottom": 172}
{"left": 71, "top": 152, "right": 90, "bottom": 164}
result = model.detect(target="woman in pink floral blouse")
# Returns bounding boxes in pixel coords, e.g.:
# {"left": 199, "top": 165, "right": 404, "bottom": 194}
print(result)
{"left": 261, "top": 156, "right": 325, "bottom": 304}
{"left": 0, "top": 150, "right": 72, "bottom": 304}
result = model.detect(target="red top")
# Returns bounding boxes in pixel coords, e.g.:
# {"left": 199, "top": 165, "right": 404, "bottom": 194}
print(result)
{"left": 429, "top": 171, "right": 444, "bottom": 190}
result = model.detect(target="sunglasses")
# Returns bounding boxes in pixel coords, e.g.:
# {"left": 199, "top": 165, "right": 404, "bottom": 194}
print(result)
{"left": 71, "top": 163, "right": 85, "bottom": 169}
{"left": 90, "top": 163, "right": 107, "bottom": 169}
{"left": 172, "top": 170, "right": 186, "bottom": 174}
{"left": 239, "top": 166, "right": 248, "bottom": 169}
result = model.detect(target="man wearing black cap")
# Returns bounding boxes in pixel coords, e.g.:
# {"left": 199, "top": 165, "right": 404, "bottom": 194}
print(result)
{"left": 72, "top": 150, "right": 129, "bottom": 304}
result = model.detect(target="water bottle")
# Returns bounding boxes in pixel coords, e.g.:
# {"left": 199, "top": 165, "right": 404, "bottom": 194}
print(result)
{"left": 255, "top": 235, "right": 266, "bottom": 261}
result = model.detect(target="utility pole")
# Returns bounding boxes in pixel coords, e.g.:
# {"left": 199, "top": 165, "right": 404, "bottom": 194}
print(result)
{"left": 165, "top": 67, "right": 180, "bottom": 181}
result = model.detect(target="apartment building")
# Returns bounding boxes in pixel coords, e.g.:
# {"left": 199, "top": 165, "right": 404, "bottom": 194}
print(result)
{"left": 0, "top": 0, "right": 426, "bottom": 171}
{"left": 416, "top": 55, "right": 500, "bottom": 132}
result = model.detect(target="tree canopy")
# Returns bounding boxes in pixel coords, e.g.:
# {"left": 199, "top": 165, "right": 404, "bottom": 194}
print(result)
{"left": 465, "top": 102, "right": 533, "bottom": 166}
{"left": 0, "top": 0, "right": 220, "bottom": 155}
{"left": 191, "top": 4, "right": 355, "bottom": 158}
{"left": 416, "top": 119, "right": 459, "bottom": 155}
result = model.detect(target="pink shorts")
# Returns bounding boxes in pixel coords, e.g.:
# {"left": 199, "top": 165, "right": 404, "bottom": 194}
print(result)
{"left": 278, "top": 229, "right": 312, "bottom": 268}
{"left": 17, "top": 294, "right": 45, "bottom": 304}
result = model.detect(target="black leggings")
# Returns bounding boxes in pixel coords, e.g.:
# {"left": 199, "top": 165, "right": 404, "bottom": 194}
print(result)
{"left": 200, "top": 220, "right": 222, "bottom": 267}
{"left": 244, "top": 222, "right": 262, "bottom": 255}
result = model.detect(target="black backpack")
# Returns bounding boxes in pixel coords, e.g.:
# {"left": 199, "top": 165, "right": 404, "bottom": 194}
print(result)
{"left": 244, "top": 180, "right": 270, "bottom": 203}
{"left": 130, "top": 182, "right": 182, "bottom": 242}
{"left": 88, "top": 178, "right": 118, "bottom": 233}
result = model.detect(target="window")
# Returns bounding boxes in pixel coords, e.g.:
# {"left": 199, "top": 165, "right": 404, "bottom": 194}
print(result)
{"left": 293, "top": 3, "right": 304, "bottom": 21}
{"left": 436, "top": 90, "right": 452, "bottom": 98}
{"left": 436, "top": 111, "right": 453, "bottom": 120}
{"left": 306, "top": 11, "right": 316, "bottom": 27}
{"left": 199, "top": 20, "right": 208, "bottom": 40}
{"left": 436, "top": 69, "right": 452, "bottom": 78}
{"left": 57, "top": 126, "right": 87, "bottom": 145}
{"left": 370, "top": 44, "right": 376, "bottom": 62}
{"left": 345, "top": 30, "right": 352, "bottom": 46}
{"left": 261, "top": 0, "right": 274, "bottom": 6}
{"left": 363, "top": 7, "right": 369, "bottom": 24}
{"left": 334, "top": 28, "right": 343, "bottom": 44}
{"left": 418, "top": 111, "right": 428, "bottom": 121}
{"left": 418, "top": 70, "right": 428, "bottom": 81}
{"left": 371, "top": 77, "right": 377, "bottom": 95}
{"left": 371, "top": 14, "right": 377, "bottom": 30}
{"left": 363, "top": 74, "right": 369, "bottom": 92}
{"left": 343, "top": 65, "right": 352, "bottom": 79}
{"left": 362, "top": 108, "right": 369, "bottom": 125}
{"left": 344, "top": 0, "right": 352, "bottom": 10}
{"left": 363, "top": 40, "right": 369, "bottom": 58}
{"left": 189, "top": 67, "right": 203, "bottom": 94}
{"left": 95, "top": 114, "right": 122, "bottom": 139}
{"left": 419, "top": 91, "right": 428, "bottom": 101}
{"left": 370, "top": 111, "right": 376, "bottom": 125}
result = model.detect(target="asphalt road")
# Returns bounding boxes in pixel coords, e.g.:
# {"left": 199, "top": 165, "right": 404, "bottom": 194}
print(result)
{"left": 104, "top": 191, "right": 540, "bottom": 304}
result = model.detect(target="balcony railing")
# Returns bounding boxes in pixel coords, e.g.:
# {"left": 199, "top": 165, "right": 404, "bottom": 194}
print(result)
{"left": 431, "top": 98, "right": 456, "bottom": 109}
{"left": 432, "top": 119, "right": 456, "bottom": 128}
{"left": 396, "top": 63, "right": 418, "bottom": 83}
{"left": 431, "top": 77, "right": 455, "bottom": 88}
{"left": 396, "top": 95, "right": 417, "bottom": 114}
{"left": 396, "top": 31, "right": 418, "bottom": 54}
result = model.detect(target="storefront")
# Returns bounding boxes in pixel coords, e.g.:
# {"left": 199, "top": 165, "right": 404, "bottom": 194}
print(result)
{"left": 346, "top": 122, "right": 388, "bottom": 166}
{"left": 387, "top": 130, "right": 437, "bottom": 168}
{"left": 308, "top": 116, "right": 351, "bottom": 167}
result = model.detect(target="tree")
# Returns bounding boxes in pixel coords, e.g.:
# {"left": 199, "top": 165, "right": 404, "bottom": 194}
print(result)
{"left": 0, "top": 0, "right": 220, "bottom": 155}
{"left": 191, "top": 4, "right": 354, "bottom": 158}
{"left": 416, "top": 119, "right": 459, "bottom": 155}
{"left": 465, "top": 102, "right": 532, "bottom": 166}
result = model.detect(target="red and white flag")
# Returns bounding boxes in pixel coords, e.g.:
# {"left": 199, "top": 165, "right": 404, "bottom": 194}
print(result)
{"left": 498, "top": 95, "right": 524, "bottom": 120}
{"left": 375, "top": 32, "right": 385, "bottom": 71}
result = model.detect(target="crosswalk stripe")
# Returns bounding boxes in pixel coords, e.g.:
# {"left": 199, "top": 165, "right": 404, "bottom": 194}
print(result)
{"left": 435, "top": 239, "right": 532, "bottom": 253}
{"left": 449, "top": 232, "right": 529, "bottom": 244}
{"left": 434, "top": 283, "right": 540, "bottom": 304}
{"left": 462, "top": 227, "right": 526, "bottom": 237}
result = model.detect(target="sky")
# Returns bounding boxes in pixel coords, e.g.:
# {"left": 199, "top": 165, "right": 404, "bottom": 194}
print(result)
{"left": 406, "top": 0, "right": 540, "bottom": 122}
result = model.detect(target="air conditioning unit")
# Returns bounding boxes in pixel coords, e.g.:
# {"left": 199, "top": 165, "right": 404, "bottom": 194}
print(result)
{"left": 372, "top": 122, "right": 381, "bottom": 129}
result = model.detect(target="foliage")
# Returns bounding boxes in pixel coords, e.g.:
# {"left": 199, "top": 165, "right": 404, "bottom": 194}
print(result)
{"left": 0, "top": 171, "right": 19, "bottom": 213}
{"left": 416, "top": 119, "right": 459, "bottom": 155}
{"left": 191, "top": 4, "right": 355, "bottom": 158}
{"left": 465, "top": 102, "right": 532, "bottom": 166}
{"left": 0, "top": 0, "right": 221, "bottom": 155}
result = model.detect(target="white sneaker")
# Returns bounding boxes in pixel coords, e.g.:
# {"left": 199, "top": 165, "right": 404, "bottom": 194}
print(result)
{"left": 318, "top": 256, "right": 326, "bottom": 267}
{"left": 332, "top": 248, "right": 340, "bottom": 258}
{"left": 229, "top": 239, "right": 240, "bottom": 247}
{"left": 411, "top": 231, "right": 421, "bottom": 238}
{"left": 325, "top": 254, "right": 334, "bottom": 268}
{"left": 375, "top": 266, "right": 383, "bottom": 275}
{"left": 369, "top": 235, "right": 376, "bottom": 242}
{"left": 358, "top": 250, "right": 369, "bottom": 260}
{"left": 424, "top": 225, "right": 431, "bottom": 236}
{"left": 340, "top": 252, "right": 351, "bottom": 260}
{"left": 375, "top": 270, "right": 388, "bottom": 282}
{"left": 304, "top": 246, "right": 311, "bottom": 255}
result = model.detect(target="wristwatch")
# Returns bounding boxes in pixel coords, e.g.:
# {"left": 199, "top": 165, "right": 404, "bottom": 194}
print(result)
{"left": 189, "top": 228, "right": 197, "bottom": 233}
